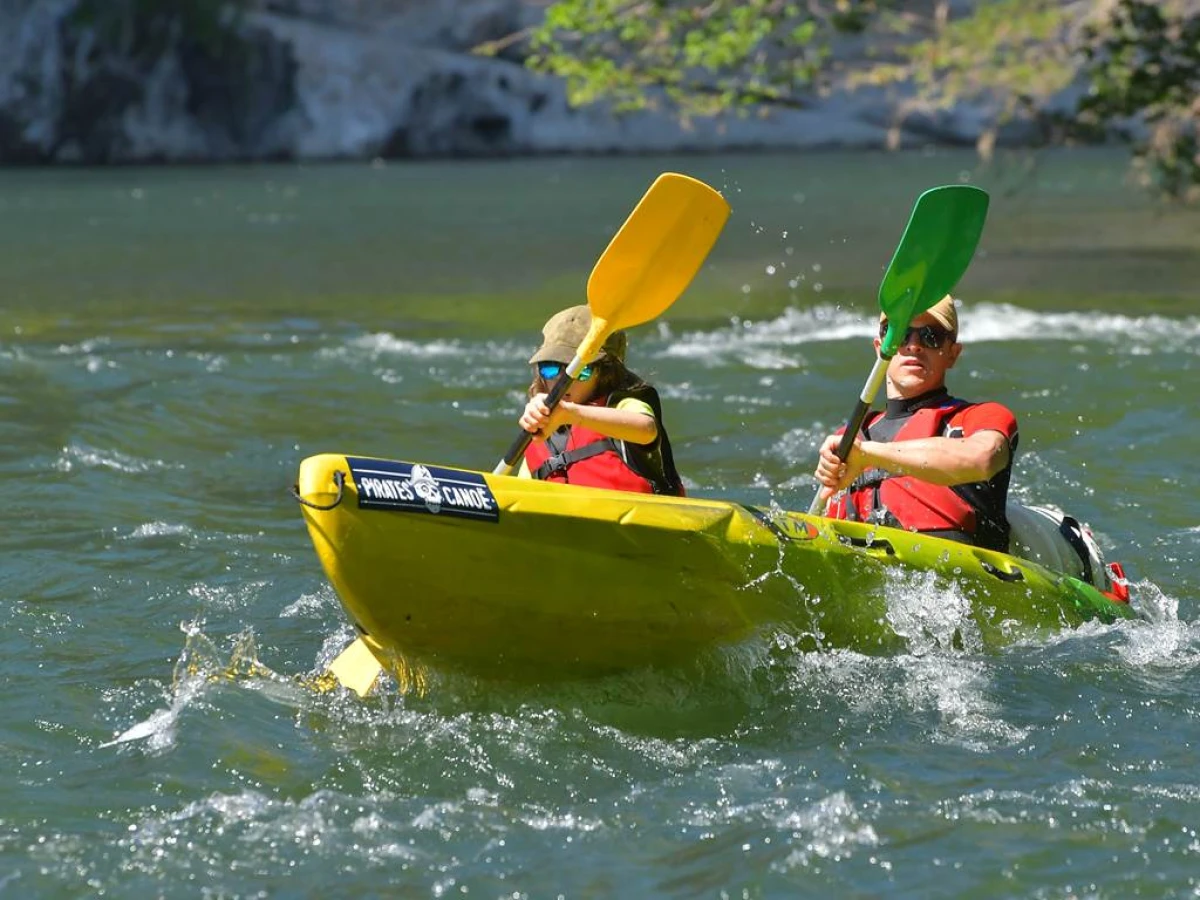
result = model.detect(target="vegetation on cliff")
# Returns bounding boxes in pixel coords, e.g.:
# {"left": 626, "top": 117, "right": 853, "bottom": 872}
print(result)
{"left": 524, "top": 0, "right": 1200, "bottom": 200}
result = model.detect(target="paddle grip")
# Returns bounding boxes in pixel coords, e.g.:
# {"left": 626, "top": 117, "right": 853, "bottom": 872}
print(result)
{"left": 499, "top": 374, "right": 575, "bottom": 469}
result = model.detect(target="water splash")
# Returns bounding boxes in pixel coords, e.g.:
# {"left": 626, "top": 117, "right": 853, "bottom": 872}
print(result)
{"left": 122, "top": 521, "right": 193, "bottom": 541}
{"left": 100, "top": 624, "right": 283, "bottom": 752}
{"left": 884, "top": 567, "right": 981, "bottom": 654}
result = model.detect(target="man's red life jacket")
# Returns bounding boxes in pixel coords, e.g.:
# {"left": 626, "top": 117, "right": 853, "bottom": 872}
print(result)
{"left": 826, "top": 398, "right": 1013, "bottom": 551}
{"left": 523, "top": 387, "right": 685, "bottom": 496}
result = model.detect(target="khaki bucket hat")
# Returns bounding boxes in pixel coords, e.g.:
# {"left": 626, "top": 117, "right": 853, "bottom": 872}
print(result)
{"left": 528, "top": 305, "right": 628, "bottom": 365}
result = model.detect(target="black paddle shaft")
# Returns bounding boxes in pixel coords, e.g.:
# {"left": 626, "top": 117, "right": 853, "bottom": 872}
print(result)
{"left": 500, "top": 373, "right": 575, "bottom": 469}
{"left": 834, "top": 348, "right": 897, "bottom": 463}
{"left": 836, "top": 398, "right": 872, "bottom": 462}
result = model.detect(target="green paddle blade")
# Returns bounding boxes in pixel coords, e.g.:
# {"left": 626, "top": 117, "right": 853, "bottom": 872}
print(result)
{"left": 878, "top": 185, "right": 990, "bottom": 358}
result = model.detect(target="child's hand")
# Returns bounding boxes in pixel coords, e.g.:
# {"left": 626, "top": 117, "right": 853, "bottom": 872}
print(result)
{"left": 519, "top": 393, "right": 571, "bottom": 439}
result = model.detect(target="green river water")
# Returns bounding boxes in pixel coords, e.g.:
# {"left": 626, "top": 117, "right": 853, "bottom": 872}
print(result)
{"left": 1, "top": 147, "right": 1198, "bottom": 897}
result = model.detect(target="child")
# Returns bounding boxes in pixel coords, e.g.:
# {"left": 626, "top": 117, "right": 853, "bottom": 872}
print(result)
{"left": 517, "top": 305, "right": 685, "bottom": 496}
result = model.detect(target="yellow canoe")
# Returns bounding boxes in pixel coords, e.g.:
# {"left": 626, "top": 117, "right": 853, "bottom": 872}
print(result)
{"left": 294, "top": 453, "right": 1135, "bottom": 691}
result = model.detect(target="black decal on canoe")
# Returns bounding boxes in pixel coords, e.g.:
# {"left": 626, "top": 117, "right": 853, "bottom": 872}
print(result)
{"left": 346, "top": 457, "right": 499, "bottom": 523}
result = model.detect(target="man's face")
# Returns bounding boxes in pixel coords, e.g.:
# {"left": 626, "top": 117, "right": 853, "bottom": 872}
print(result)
{"left": 876, "top": 312, "right": 962, "bottom": 398}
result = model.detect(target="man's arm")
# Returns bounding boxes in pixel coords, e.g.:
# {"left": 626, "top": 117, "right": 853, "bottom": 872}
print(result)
{"left": 815, "top": 430, "right": 1012, "bottom": 501}
{"left": 853, "top": 430, "right": 1011, "bottom": 485}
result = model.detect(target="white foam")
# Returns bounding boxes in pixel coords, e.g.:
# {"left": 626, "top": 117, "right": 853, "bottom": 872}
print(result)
{"left": 55, "top": 442, "right": 179, "bottom": 474}
{"left": 350, "top": 333, "right": 469, "bottom": 358}
{"left": 662, "top": 306, "right": 871, "bottom": 364}
{"left": 659, "top": 302, "right": 1199, "bottom": 365}
{"left": 961, "top": 303, "right": 1200, "bottom": 350}
{"left": 124, "top": 522, "right": 192, "bottom": 540}
{"left": 54, "top": 337, "right": 112, "bottom": 356}
{"left": 323, "top": 333, "right": 527, "bottom": 362}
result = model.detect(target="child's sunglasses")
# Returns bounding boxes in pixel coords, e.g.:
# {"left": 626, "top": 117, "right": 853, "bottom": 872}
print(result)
{"left": 536, "top": 361, "right": 594, "bottom": 382}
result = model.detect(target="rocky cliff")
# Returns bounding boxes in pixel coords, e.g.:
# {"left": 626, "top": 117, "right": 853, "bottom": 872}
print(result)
{"left": 0, "top": 0, "right": 1006, "bottom": 164}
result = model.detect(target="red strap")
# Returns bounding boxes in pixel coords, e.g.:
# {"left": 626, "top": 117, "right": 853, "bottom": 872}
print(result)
{"left": 1103, "top": 561, "right": 1131, "bottom": 603}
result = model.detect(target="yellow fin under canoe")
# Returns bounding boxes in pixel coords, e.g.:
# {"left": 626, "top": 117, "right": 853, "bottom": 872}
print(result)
{"left": 327, "top": 636, "right": 384, "bottom": 697}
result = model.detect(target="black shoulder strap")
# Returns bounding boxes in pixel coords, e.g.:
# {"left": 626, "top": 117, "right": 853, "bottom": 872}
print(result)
{"left": 938, "top": 397, "right": 975, "bottom": 438}
{"left": 848, "top": 468, "right": 888, "bottom": 492}
{"left": 533, "top": 437, "right": 619, "bottom": 481}
{"left": 860, "top": 409, "right": 885, "bottom": 439}
{"left": 609, "top": 385, "right": 686, "bottom": 496}
{"left": 545, "top": 428, "right": 569, "bottom": 458}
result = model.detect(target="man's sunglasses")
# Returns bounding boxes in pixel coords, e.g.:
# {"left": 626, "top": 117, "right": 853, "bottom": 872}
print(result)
{"left": 878, "top": 322, "right": 954, "bottom": 350}
{"left": 536, "top": 361, "right": 594, "bottom": 382}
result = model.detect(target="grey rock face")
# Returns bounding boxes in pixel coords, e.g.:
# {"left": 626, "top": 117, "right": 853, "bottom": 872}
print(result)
{"left": 1, "top": 0, "right": 302, "bottom": 162}
{"left": 0, "top": 0, "right": 1042, "bottom": 164}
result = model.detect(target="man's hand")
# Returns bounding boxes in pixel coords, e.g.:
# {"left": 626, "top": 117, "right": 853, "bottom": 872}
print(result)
{"left": 814, "top": 434, "right": 866, "bottom": 504}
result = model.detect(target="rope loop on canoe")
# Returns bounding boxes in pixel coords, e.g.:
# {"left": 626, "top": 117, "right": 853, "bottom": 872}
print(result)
{"left": 291, "top": 470, "right": 346, "bottom": 510}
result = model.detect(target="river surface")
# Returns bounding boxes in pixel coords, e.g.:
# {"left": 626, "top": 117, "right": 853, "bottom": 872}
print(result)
{"left": 2, "top": 148, "right": 1198, "bottom": 898}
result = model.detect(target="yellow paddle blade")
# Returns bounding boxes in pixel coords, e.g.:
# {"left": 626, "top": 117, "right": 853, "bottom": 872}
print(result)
{"left": 494, "top": 172, "right": 728, "bottom": 474}
{"left": 577, "top": 173, "right": 730, "bottom": 361}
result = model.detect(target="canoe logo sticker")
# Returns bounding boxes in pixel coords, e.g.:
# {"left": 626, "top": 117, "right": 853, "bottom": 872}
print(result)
{"left": 777, "top": 515, "right": 819, "bottom": 542}
{"left": 407, "top": 464, "right": 442, "bottom": 514}
{"left": 347, "top": 457, "right": 499, "bottom": 523}
{"left": 743, "top": 505, "right": 819, "bottom": 542}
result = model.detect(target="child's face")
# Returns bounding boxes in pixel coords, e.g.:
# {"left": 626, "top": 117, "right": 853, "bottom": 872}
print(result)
{"left": 564, "top": 377, "right": 598, "bottom": 404}
{"left": 534, "top": 360, "right": 603, "bottom": 404}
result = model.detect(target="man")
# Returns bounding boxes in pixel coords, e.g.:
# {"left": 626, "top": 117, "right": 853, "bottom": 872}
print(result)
{"left": 813, "top": 295, "right": 1018, "bottom": 551}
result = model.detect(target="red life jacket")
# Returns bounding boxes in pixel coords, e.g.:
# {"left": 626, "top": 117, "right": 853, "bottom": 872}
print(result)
{"left": 523, "top": 389, "right": 685, "bottom": 496}
{"left": 826, "top": 400, "right": 1000, "bottom": 545}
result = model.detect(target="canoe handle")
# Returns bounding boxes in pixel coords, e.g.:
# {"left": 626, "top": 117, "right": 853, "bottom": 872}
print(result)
{"left": 291, "top": 470, "right": 346, "bottom": 511}
{"left": 980, "top": 560, "right": 1025, "bottom": 583}
{"left": 837, "top": 534, "right": 897, "bottom": 556}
